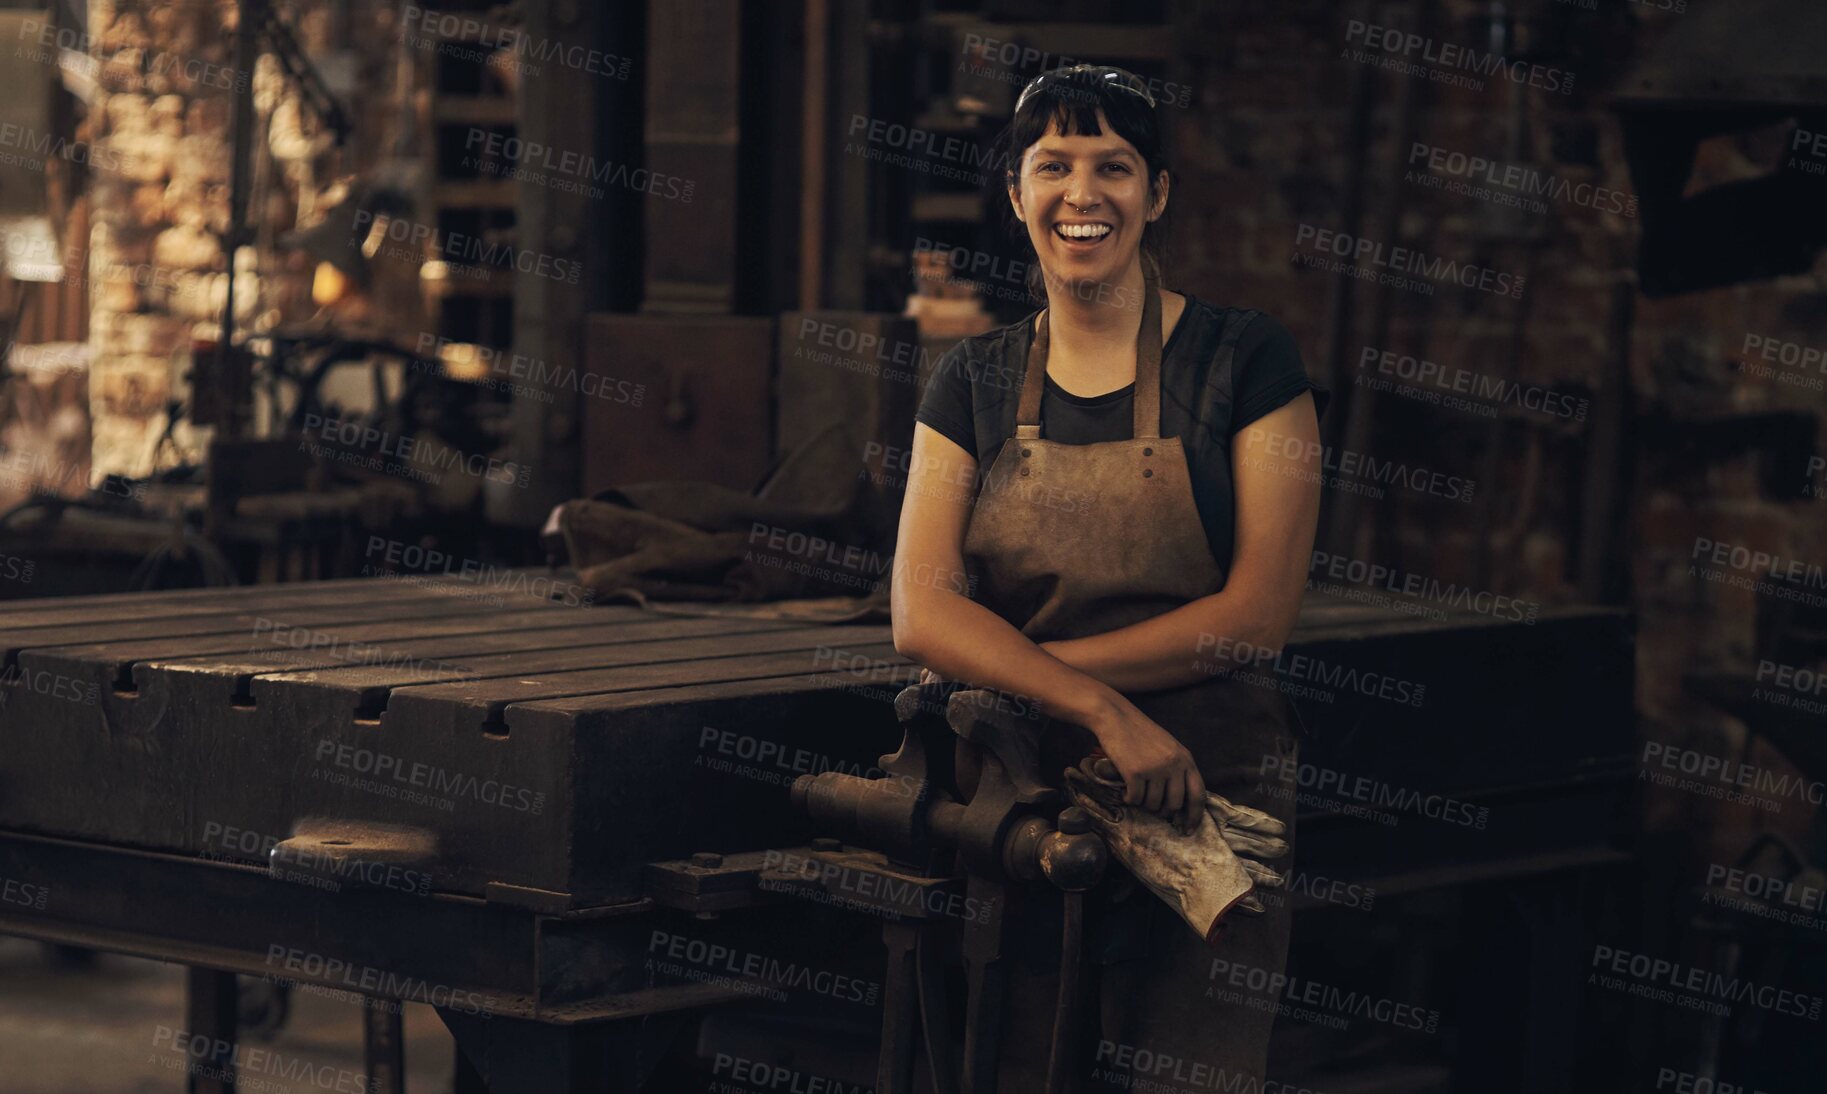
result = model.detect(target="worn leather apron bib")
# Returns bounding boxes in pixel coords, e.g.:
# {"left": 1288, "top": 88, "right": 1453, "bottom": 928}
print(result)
{"left": 959, "top": 263, "right": 1300, "bottom": 1092}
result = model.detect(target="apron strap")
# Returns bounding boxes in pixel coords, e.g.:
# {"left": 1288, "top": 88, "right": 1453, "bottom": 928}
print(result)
{"left": 1014, "top": 258, "right": 1165, "bottom": 441}
{"left": 1132, "top": 257, "right": 1164, "bottom": 440}
{"left": 1015, "top": 310, "right": 1049, "bottom": 440}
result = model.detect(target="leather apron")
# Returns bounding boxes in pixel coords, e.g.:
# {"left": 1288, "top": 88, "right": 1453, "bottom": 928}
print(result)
{"left": 958, "top": 263, "right": 1300, "bottom": 1092}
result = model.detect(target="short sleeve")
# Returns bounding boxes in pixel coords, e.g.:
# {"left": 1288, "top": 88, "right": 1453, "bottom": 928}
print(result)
{"left": 1230, "top": 315, "right": 1331, "bottom": 434}
{"left": 915, "top": 342, "right": 979, "bottom": 460}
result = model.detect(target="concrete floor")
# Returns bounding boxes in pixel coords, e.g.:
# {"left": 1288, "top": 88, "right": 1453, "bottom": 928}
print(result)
{"left": 0, "top": 938, "right": 456, "bottom": 1092}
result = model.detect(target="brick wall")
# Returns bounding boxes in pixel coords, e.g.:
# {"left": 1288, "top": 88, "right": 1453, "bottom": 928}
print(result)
{"left": 84, "top": 0, "right": 402, "bottom": 478}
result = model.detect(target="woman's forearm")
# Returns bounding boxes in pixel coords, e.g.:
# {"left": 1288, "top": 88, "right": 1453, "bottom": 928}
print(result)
{"left": 895, "top": 587, "right": 1123, "bottom": 729}
{"left": 1041, "top": 586, "right": 1294, "bottom": 693}
{"left": 1042, "top": 396, "right": 1321, "bottom": 694}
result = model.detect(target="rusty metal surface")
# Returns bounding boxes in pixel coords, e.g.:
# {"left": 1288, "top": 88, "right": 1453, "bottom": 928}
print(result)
{"left": 0, "top": 572, "right": 903, "bottom": 908}
{"left": 0, "top": 577, "right": 1636, "bottom": 1094}
{"left": 0, "top": 580, "right": 1632, "bottom": 913}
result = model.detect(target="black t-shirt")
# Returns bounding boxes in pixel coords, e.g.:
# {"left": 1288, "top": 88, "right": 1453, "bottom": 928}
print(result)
{"left": 914, "top": 294, "right": 1330, "bottom": 575}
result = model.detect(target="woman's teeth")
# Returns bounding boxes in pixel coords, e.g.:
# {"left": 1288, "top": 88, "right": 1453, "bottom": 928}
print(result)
{"left": 1055, "top": 224, "right": 1112, "bottom": 240}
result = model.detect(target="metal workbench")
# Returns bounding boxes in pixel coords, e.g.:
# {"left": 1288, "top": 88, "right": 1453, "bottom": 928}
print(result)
{"left": 0, "top": 574, "right": 1635, "bottom": 1091}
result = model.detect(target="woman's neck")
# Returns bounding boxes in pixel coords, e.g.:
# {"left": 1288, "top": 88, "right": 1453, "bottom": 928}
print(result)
{"left": 1037, "top": 261, "right": 1182, "bottom": 396}
{"left": 1042, "top": 262, "right": 1147, "bottom": 351}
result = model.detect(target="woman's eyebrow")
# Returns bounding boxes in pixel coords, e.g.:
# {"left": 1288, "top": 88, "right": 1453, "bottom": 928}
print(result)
{"left": 1029, "top": 144, "right": 1140, "bottom": 161}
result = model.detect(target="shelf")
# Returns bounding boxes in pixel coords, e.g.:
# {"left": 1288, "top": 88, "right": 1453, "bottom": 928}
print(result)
{"left": 434, "top": 96, "right": 517, "bottom": 126}
{"left": 432, "top": 179, "right": 519, "bottom": 208}
{"left": 911, "top": 192, "right": 985, "bottom": 222}
{"left": 420, "top": 264, "right": 514, "bottom": 298}
{"left": 879, "top": 16, "right": 1176, "bottom": 60}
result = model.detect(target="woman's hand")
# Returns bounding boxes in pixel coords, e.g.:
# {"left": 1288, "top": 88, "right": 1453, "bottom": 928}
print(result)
{"left": 1085, "top": 697, "right": 1206, "bottom": 834}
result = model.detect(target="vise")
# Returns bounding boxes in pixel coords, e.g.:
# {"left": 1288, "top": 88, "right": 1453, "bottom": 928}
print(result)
{"left": 648, "top": 680, "right": 1107, "bottom": 1094}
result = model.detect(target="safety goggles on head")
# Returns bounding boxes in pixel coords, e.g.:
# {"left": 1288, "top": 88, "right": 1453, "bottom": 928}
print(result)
{"left": 1014, "top": 64, "right": 1158, "bottom": 115}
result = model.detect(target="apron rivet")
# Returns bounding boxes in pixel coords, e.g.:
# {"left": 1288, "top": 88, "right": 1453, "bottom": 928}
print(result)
{"left": 1143, "top": 447, "right": 1153, "bottom": 456}
{"left": 1021, "top": 467, "right": 1030, "bottom": 477}
{"left": 1143, "top": 469, "right": 1153, "bottom": 478}
{"left": 1021, "top": 448, "right": 1031, "bottom": 457}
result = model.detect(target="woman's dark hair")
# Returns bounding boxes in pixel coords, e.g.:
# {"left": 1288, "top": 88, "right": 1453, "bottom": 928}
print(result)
{"left": 996, "top": 65, "right": 1172, "bottom": 299}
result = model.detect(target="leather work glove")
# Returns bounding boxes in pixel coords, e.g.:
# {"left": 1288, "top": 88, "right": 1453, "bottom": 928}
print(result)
{"left": 1064, "top": 756, "right": 1290, "bottom": 943}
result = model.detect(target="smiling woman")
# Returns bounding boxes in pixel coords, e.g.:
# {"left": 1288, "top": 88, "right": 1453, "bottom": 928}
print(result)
{"left": 1001, "top": 66, "right": 1171, "bottom": 310}
{"left": 891, "top": 64, "right": 1330, "bottom": 1092}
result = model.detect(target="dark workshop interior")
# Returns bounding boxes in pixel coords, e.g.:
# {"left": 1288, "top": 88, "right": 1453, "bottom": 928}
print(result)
{"left": 0, "top": 0, "right": 1824, "bottom": 1091}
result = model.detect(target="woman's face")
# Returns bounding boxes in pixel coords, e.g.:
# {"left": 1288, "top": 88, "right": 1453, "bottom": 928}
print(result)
{"left": 1009, "top": 109, "right": 1167, "bottom": 295}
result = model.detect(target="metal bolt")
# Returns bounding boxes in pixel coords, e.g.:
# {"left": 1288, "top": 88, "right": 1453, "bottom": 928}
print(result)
{"left": 691, "top": 852, "right": 723, "bottom": 869}
{"left": 1057, "top": 806, "right": 1091, "bottom": 836}
{"left": 810, "top": 837, "right": 842, "bottom": 853}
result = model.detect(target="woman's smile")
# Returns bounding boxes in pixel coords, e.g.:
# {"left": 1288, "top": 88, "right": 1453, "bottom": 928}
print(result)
{"left": 1053, "top": 220, "right": 1116, "bottom": 250}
